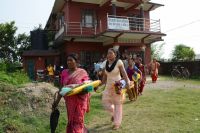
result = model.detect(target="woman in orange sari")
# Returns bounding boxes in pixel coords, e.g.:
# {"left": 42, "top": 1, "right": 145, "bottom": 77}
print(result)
{"left": 52, "top": 54, "right": 90, "bottom": 133}
{"left": 148, "top": 58, "right": 160, "bottom": 83}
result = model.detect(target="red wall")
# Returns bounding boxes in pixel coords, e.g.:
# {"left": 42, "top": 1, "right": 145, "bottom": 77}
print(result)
{"left": 57, "top": 2, "right": 152, "bottom": 64}
{"left": 59, "top": 1, "right": 150, "bottom": 33}
{"left": 23, "top": 55, "right": 59, "bottom": 80}
{"left": 63, "top": 42, "right": 109, "bottom": 54}
{"left": 145, "top": 44, "right": 151, "bottom": 64}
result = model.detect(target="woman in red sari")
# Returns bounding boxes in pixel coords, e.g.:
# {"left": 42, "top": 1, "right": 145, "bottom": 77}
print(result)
{"left": 52, "top": 54, "right": 90, "bottom": 133}
{"left": 148, "top": 58, "right": 160, "bottom": 83}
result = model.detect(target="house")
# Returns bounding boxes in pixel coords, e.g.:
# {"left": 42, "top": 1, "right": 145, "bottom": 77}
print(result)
{"left": 22, "top": 29, "right": 60, "bottom": 80}
{"left": 45, "top": 0, "right": 165, "bottom": 66}
{"left": 23, "top": 0, "right": 166, "bottom": 80}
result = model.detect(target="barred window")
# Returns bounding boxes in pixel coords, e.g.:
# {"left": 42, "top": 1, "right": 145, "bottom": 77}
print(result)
{"left": 81, "top": 9, "right": 96, "bottom": 28}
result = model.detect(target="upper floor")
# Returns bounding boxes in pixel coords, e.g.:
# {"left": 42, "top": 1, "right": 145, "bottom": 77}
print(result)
{"left": 45, "top": 0, "right": 165, "bottom": 44}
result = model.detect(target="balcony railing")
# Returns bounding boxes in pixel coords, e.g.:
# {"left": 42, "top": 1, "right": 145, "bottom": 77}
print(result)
{"left": 55, "top": 14, "right": 161, "bottom": 39}
{"left": 107, "top": 14, "right": 161, "bottom": 32}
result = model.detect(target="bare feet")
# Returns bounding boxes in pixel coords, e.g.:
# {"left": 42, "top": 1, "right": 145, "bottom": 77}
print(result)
{"left": 113, "top": 125, "right": 120, "bottom": 130}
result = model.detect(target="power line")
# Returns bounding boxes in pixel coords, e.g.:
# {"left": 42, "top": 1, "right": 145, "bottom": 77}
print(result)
{"left": 165, "top": 19, "right": 200, "bottom": 33}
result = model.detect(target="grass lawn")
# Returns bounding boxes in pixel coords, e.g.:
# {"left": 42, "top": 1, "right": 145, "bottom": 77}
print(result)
{"left": 86, "top": 87, "right": 200, "bottom": 133}
{"left": 0, "top": 77, "right": 200, "bottom": 133}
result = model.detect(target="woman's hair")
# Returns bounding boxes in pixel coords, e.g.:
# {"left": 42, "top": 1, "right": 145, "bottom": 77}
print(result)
{"left": 67, "top": 53, "right": 79, "bottom": 62}
{"left": 138, "top": 57, "right": 142, "bottom": 62}
{"left": 128, "top": 57, "right": 134, "bottom": 62}
{"left": 108, "top": 48, "right": 119, "bottom": 59}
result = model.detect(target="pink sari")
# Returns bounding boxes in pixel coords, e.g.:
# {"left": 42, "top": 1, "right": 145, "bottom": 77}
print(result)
{"left": 61, "top": 68, "right": 90, "bottom": 133}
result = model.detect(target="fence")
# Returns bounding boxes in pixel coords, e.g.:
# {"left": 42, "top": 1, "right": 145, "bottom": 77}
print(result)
{"left": 159, "top": 61, "right": 200, "bottom": 76}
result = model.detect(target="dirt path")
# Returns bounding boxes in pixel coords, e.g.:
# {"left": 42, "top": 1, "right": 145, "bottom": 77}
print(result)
{"left": 145, "top": 76, "right": 200, "bottom": 90}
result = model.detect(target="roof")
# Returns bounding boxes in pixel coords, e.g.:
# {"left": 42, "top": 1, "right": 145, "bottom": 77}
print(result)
{"left": 22, "top": 50, "right": 60, "bottom": 57}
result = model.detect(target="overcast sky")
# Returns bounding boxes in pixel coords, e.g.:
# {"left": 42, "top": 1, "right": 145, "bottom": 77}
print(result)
{"left": 151, "top": 0, "right": 200, "bottom": 58}
{"left": 0, "top": 0, "right": 199, "bottom": 59}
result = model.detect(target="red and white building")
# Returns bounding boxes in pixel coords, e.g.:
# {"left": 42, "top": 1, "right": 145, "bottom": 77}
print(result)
{"left": 45, "top": 0, "right": 165, "bottom": 65}
{"left": 23, "top": 0, "right": 165, "bottom": 79}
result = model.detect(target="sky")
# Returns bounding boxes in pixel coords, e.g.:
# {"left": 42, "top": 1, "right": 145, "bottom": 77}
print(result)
{"left": 150, "top": 0, "right": 200, "bottom": 58}
{"left": 0, "top": 0, "right": 200, "bottom": 59}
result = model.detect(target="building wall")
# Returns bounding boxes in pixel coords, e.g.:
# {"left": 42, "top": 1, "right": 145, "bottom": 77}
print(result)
{"left": 145, "top": 44, "right": 151, "bottom": 64}
{"left": 59, "top": 41, "right": 151, "bottom": 65}
{"left": 59, "top": 2, "right": 150, "bottom": 32}
{"left": 57, "top": 2, "right": 152, "bottom": 65}
{"left": 23, "top": 56, "right": 59, "bottom": 80}
{"left": 62, "top": 41, "right": 110, "bottom": 57}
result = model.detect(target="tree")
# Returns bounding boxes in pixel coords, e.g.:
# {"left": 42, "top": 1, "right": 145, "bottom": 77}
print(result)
{"left": 151, "top": 42, "right": 165, "bottom": 60}
{"left": 172, "top": 44, "right": 195, "bottom": 61}
{"left": 0, "top": 21, "right": 18, "bottom": 62}
{"left": 16, "top": 33, "right": 31, "bottom": 61}
{"left": 0, "top": 21, "right": 30, "bottom": 62}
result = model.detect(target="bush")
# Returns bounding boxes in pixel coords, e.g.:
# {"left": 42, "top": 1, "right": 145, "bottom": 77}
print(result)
{"left": 0, "top": 61, "right": 22, "bottom": 73}
{"left": 0, "top": 70, "right": 30, "bottom": 86}
{"left": 0, "top": 61, "right": 7, "bottom": 71}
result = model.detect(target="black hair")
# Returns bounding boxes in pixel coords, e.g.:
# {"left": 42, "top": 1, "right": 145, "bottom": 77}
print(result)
{"left": 67, "top": 53, "right": 78, "bottom": 62}
{"left": 108, "top": 48, "right": 120, "bottom": 59}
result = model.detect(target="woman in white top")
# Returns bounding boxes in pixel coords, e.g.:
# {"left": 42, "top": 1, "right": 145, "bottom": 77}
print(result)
{"left": 101, "top": 48, "right": 130, "bottom": 130}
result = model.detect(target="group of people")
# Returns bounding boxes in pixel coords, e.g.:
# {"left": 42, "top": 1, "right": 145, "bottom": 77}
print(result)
{"left": 52, "top": 48, "right": 160, "bottom": 133}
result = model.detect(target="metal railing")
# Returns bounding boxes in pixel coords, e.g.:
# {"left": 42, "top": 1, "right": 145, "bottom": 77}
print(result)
{"left": 65, "top": 22, "right": 97, "bottom": 37}
{"left": 107, "top": 14, "right": 161, "bottom": 32}
{"left": 55, "top": 15, "right": 161, "bottom": 39}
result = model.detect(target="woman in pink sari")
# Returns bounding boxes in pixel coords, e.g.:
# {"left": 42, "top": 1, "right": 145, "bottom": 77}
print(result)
{"left": 52, "top": 54, "right": 90, "bottom": 133}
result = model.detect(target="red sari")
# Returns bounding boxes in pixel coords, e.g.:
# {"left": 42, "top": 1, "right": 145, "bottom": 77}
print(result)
{"left": 149, "top": 62, "right": 160, "bottom": 83}
{"left": 61, "top": 68, "right": 90, "bottom": 133}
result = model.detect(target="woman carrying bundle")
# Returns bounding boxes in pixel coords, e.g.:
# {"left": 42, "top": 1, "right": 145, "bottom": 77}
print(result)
{"left": 52, "top": 54, "right": 90, "bottom": 133}
{"left": 126, "top": 58, "right": 142, "bottom": 101}
{"left": 101, "top": 48, "right": 130, "bottom": 130}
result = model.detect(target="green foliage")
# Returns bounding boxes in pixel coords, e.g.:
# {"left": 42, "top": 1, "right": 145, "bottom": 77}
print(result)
{"left": 151, "top": 42, "right": 165, "bottom": 60}
{"left": 16, "top": 33, "right": 31, "bottom": 61}
{"left": 0, "top": 71, "right": 30, "bottom": 86}
{"left": 172, "top": 44, "right": 196, "bottom": 61}
{"left": 0, "top": 60, "right": 30, "bottom": 86}
{"left": 0, "top": 21, "right": 30, "bottom": 62}
{"left": 0, "top": 21, "right": 18, "bottom": 62}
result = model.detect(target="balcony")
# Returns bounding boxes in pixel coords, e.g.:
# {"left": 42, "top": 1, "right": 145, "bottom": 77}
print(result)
{"left": 55, "top": 14, "right": 165, "bottom": 44}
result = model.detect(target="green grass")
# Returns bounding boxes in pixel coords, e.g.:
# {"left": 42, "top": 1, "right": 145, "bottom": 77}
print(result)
{"left": 86, "top": 88, "right": 200, "bottom": 133}
{"left": 1, "top": 77, "right": 200, "bottom": 133}
{"left": 0, "top": 71, "right": 30, "bottom": 87}
{"left": 159, "top": 75, "right": 200, "bottom": 85}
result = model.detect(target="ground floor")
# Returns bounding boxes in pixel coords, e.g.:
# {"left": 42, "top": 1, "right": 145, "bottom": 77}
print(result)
{"left": 22, "top": 42, "right": 152, "bottom": 80}
{"left": 59, "top": 41, "right": 151, "bottom": 66}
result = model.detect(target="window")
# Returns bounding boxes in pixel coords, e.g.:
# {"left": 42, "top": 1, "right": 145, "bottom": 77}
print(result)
{"left": 81, "top": 9, "right": 96, "bottom": 28}
{"left": 58, "top": 13, "right": 65, "bottom": 29}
